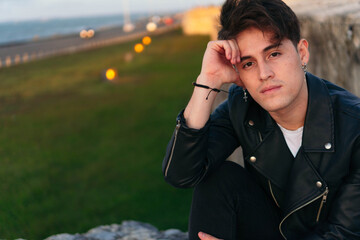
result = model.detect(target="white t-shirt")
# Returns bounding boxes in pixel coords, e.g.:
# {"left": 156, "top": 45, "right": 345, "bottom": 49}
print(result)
{"left": 277, "top": 124, "right": 304, "bottom": 157}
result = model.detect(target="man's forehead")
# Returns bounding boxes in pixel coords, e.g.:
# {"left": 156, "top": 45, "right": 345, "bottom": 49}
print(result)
{"left": 236, "top": 27, "right": 279, "bottom": 45}
{"left": 235, "top": 28, "right": 283, "bottom": 54}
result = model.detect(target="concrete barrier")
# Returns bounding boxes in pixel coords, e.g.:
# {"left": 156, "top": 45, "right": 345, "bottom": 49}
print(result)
{"left": 182, "top": 1, "right": 360, "bottom": 96}
{"left": 289, "top": 0, "right": 360, "bottom": 96}
{"left": 181, "top": 1, "right": 360, "bottom": 165}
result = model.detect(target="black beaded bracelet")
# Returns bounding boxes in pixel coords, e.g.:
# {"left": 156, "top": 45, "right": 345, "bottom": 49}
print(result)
{"left": 192, "top": 82, "right": 229, "bottom": 100}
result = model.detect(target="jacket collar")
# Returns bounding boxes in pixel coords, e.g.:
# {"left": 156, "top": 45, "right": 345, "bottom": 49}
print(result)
{"left": 241, "top": 73, "right": 334, "bottom": 189}
{"left": 244, "top": 72, "right": 335, "bottom": 153}
{"left": 302, "top": 73, "right": 335, "bottom": 153}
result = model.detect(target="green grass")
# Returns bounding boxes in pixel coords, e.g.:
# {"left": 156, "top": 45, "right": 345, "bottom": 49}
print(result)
{"left": 0, "top": 29, "right": 210, "bottom": 239}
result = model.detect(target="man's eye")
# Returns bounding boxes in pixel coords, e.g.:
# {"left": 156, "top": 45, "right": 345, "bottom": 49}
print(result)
{"left": 243, "top": 62, "right": 253, "bottom": 69}
{"left": 270, "top": 52, "right": 281, "bottom": 57}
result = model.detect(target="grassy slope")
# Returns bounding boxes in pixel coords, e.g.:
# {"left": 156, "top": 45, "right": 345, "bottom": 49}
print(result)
{"left": 0, "top": 30, "right": 209, "bottom": 239}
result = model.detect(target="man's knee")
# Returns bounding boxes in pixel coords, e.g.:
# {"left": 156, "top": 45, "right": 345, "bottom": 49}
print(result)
{"left": 193, "top": 161, "right": 247, "bottom": 198}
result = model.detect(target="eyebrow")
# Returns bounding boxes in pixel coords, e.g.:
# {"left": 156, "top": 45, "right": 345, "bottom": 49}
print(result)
{"left": 240, "top": 43, "right": 282, "bottom": 62}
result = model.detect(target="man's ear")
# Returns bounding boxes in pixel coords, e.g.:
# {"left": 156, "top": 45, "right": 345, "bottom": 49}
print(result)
{"left": 297, "top": 39, "right": 310, "bottom": 64}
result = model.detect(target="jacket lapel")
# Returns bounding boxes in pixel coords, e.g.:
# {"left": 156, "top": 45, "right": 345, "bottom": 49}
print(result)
{"left": 280, "top": 73, "right": 334, "bottom": 214}
{"left": 246, "top": 124, "right": 294, "bottom": 190}
{"left": 242, "top": 73, "right": 334, "bottom": 214}
{"left": 302, "top": 73, "right": 335, "bottom": 154}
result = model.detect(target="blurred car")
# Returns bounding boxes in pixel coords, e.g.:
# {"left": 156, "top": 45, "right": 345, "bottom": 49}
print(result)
{"left": 151, "top": 15, "right": 161, "bottom": 24}
{"left": 162, "top": 16, "right": 174, "bottom": 25}
{"left": 146, "top": 22, "right": 157, "bottom": 32}
{"left": 80, "top": 28, "right": 95, "bottom": 39}
{"left": 123, "top": 23, "right": 135, "bottom": 32}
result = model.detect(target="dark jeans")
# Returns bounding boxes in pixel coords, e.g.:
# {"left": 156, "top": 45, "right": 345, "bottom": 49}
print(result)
{"left": 189, "top": 161, "right": 283, "bottom": 240}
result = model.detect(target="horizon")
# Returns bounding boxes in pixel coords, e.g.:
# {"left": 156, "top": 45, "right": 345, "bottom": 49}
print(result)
{"left": 0, "top": 0, "right": 224, "bottom": 23}
{"left": 0, "top": 11, "right": 177, "bottom": 24}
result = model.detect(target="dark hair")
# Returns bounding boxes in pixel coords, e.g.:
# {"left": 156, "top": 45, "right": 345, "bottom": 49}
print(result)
{"left": 218, "top": 0, "right": 300, "bottom": 46}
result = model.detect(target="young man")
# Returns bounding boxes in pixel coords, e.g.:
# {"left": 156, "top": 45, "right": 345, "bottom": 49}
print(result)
{"left": 162, "top": 0, "right": 360, "bottom": 239}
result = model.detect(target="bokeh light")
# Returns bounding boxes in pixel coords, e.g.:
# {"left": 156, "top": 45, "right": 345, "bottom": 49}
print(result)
{"left": 79, "top": 29, "right": 95, "bottom": 39}
{"left": 124, "top": 52, "right": 134, "bottom": 62}
{"left": 105, "top": 68, "right": 117, "bottom": 81}
{"left": 123, "top": 23, "right": 135, "bottom": 32}
{"left": 163, "top": 17, "right": 174, "bottom": 25}
{"left": 134, "top": 43, "right": 144, "bottom": 53}
{"left": 142, "top": 36, "right": 152, "bottom": 45}
{"left": 146, "top": 22, "right": 157, "bottom": 32}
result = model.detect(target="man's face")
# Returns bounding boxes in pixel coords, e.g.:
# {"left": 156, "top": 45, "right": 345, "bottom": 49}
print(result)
{"left": 235, "top": 27, "right": 309, "bottom": 116}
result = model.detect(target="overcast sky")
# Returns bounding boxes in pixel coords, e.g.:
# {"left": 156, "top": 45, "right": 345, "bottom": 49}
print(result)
{"left": 0, "top": 0, "right": 225, "bottom": 23}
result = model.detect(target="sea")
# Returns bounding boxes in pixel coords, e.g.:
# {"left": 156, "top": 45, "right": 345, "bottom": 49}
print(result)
{"left": 0, "top": 13, "right": 149, "bottom": 46}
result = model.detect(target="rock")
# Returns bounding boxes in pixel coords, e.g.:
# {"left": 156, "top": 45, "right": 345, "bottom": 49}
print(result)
{"left": 285, "top": 0, "right": 360, "bottom": 96}
{"left": 45, "top": 233, "right": 77, "bottom": 240}
{"left": 44, "top": 221, "right": 188, "bottom": 240}
{"left": 182, "top": 0, "right": 360, "bottom": 97}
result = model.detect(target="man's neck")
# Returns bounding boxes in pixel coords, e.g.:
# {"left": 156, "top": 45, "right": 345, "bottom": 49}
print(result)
{"left": 269, "top": 84, "right": 308, "bottom": 131}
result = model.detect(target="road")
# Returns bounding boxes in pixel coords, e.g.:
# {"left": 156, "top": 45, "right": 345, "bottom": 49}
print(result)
{"left": 0, "top": 17, "right": 180, "bottom": 68}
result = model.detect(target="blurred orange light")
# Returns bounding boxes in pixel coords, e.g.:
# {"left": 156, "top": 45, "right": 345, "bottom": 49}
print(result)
{"left": 105, "top": 69, "right": 117, "bottom": 81}
{"left": 134, "top": 43, "right": 144, "bottom": 53}
{"left": 142, "top": 36, "right": 152, "bottom": 45}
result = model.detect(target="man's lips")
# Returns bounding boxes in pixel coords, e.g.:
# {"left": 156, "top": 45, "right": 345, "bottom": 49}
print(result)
{"left": 261, "top": 85, "right": 282, "bottom": 94}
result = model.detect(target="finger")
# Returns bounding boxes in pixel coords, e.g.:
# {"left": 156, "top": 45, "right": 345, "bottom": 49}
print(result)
{"left": 232, "top": 38, "right": 241, "bottom": 63}
{"left": 218, "top": 40, "right": 233, "bottom": 61}
{"left": 198, "top": 232, "right": 222, "bottom": 240}
{"left": 208, "top": 41, "right": 224, "bottom": 55}
{"left": 228, "top": 39, "right": 240, "bottom": 64}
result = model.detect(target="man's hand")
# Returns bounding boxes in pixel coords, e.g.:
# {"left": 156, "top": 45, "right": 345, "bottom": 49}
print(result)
{"left": 198, "top": 232, "right": 223, "bottom": 240}
{"left": 198, "top": 39, "right": 243, "bottom": 88}
{"left": 183, "top": 39, "right": 243, "bottom": 129}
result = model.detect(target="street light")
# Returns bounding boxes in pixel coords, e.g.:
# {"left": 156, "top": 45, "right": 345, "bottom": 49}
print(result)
{"left": 142, "top": 36, "right": 152, "bottom": 45}
{"left": 134, "top": 43, "right": 144, "bottom": 53}
{"left": 102, "top": 68, "right": 118, "bottom": 82}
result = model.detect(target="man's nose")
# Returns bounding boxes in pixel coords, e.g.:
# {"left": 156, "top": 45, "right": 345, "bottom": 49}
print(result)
{"left": 259, "top": 62, "right": 274, "bottom": 81}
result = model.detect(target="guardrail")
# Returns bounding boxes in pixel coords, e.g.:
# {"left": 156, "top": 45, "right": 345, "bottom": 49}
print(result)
{"left": 0, "top": 23, "right": 181, "bottom": 68}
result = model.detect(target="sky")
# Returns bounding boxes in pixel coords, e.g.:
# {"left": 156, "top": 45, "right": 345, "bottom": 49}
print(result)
{"left": 0, "top": 0, "right": 225, "bottom": 23}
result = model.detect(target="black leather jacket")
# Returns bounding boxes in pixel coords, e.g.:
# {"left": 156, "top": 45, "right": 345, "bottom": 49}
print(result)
{"left": 162, "top": 73, "right": 360, "bottom": 239}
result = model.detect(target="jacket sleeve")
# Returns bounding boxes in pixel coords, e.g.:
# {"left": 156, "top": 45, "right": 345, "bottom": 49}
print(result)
{"left": 162, "top": 100, "right": 240, "bottom": 188}
{"left": 303, "top": 137, "right": 360, "bottom": 239}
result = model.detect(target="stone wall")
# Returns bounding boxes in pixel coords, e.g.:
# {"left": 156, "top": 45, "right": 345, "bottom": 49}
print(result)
{"left": 288, "top": 0, "right": 360, "bottom": 96}
{"left": 182, "top": 0, "right": 360, "bottom": 96}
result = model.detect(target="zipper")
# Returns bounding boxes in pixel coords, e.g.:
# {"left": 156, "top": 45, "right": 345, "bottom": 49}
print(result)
{"left": 268, "top": 180, "right": 280, "bottom": 208}
{"left": 316, "top": 188, "right": 329, "bottom": 222}
{"left": 165, "top": 120, "right": 181, "bottom": 177}
{"left": 279, "top": 187, "right": 329, "bottom": 239}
